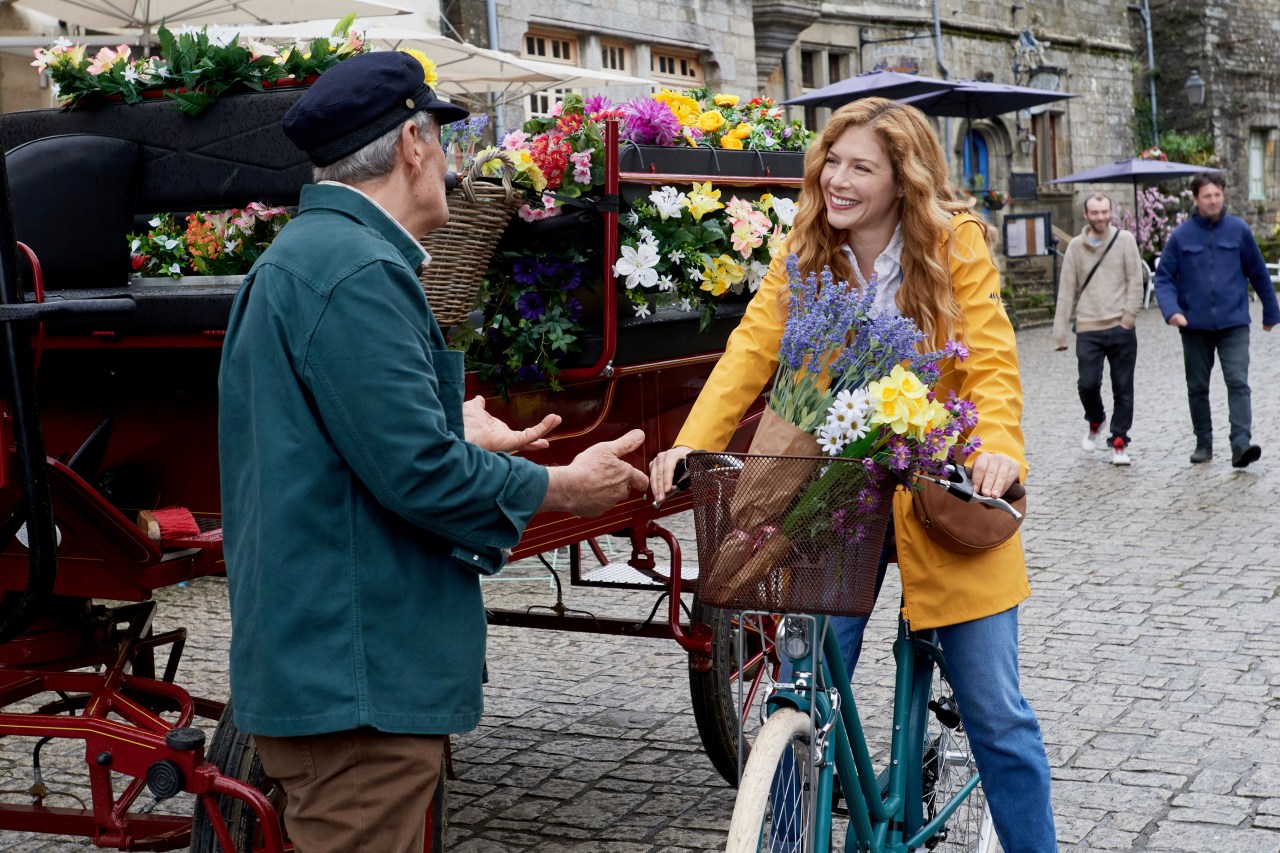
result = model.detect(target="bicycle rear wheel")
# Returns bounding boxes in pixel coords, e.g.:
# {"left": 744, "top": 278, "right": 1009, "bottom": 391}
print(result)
{"left": 726, "top": 707, "right": 818, "bottom": 853}
{"left": 921, "top": 671, "right": 998, "bottom": 853}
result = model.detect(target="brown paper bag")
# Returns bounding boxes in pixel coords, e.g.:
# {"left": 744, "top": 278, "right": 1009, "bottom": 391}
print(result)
{"left": 703, "top": 408, "right": 818, "bottom": 608}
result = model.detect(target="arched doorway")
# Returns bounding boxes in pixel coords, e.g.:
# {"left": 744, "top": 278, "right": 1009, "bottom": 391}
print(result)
{"left": 962, "top": 130, "right": 989, "bottom": 190}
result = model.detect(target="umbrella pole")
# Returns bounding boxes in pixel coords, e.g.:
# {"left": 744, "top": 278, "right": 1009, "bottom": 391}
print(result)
{"left": 1133, "top": 180, "right": 1141, "bottom": 250}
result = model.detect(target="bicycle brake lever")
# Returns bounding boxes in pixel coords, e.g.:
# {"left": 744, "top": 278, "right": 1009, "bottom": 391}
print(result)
{"left": 916, "top": 465, "right": 1023, "bottom": 521}
{"left": 651, "top": 457, "right": 691, "bottom": 510}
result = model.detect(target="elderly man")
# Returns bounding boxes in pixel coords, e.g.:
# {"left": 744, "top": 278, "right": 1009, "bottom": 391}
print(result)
{"left": 218, "top": 51, "right": 647, "bottom": 852}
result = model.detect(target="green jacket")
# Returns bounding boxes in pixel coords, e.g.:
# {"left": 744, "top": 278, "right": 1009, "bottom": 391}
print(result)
{"left": 219, "top": 184, "right": 548, "bottom": 737}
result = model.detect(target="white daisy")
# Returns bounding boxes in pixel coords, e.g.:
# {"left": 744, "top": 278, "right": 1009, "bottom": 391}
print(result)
{"left": 817, "top": 430, "right": 845, "bottom": 456}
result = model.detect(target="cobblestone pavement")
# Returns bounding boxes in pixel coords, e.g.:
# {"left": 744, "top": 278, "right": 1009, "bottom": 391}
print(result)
{"left": 3, "top": 302, "right": 1280, "bottom": 852}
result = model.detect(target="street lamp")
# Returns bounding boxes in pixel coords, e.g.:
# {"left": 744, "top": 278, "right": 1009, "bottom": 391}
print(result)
{"left": 1018, "top": 129, "right": 1037, "bottom": 156}
{"left": 1185, "top": 69, "right": 1205, "bottom": 107}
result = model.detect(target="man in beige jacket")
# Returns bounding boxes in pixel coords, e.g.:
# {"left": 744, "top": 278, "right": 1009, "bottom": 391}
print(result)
{"left": 1052, "top": 193, "right": 1144, "bottom": 465}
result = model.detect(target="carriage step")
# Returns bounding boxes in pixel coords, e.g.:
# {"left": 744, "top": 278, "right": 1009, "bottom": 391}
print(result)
{"left": 578, "top": 561, "right": 700, "bottom": 589}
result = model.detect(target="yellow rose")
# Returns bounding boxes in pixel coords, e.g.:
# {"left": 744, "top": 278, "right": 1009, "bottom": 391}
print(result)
{"left": 698, "top": 110, "right": 727, "bottom": 132}
{"left": 714, "top": 93, "right": 740, "bottom": 107}
{"left": 720, "top": 134, "right": 744, "bottom": 150}
{"left": 733, "top": 122, "right": 752, "bottom": 139}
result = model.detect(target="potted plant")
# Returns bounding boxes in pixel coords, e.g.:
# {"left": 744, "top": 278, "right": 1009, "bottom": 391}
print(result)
{"left": 983, "top": 190, "right": 1010, "bottom": 211}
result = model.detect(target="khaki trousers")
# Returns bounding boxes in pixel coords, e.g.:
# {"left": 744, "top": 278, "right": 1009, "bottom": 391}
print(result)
{"left": 255, "top": 728, "right": 443, "bottom": 853}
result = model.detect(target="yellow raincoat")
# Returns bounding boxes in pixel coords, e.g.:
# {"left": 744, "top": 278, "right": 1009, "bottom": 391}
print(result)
{"left": 674, "top": 213, "right": 1029, "bottom": 630}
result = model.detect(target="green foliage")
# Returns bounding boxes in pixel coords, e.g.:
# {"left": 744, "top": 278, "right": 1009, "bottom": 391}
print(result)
{"left": 1155, "top": 130, "right": 1215, "bottom": 166}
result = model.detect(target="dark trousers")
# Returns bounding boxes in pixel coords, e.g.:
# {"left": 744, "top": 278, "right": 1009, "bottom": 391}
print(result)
{"left": 1075, "top": 325, "right": 1138, "bottom": 443}
{"left": 1179, "top": 325, "right": 1252, "bottom": 452}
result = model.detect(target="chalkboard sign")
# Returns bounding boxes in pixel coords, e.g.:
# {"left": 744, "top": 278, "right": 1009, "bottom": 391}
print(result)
{"left": 1010, "top": 172, "right": 1039, "bottom": 201}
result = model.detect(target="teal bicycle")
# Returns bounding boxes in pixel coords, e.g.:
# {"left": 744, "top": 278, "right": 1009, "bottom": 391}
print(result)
{"left": 685, "top": 452, "right": 1005, "bottom": 853}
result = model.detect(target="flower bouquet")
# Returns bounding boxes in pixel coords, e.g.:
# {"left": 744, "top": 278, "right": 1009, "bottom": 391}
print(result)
{"left": 129, "top": 203, "right": 291, "bottom": 278}
{"left": 693, "top": 255, "right": 978, "bottom": 615}
{"left": 612, "top": 183, "right": 796, "bottom": 329}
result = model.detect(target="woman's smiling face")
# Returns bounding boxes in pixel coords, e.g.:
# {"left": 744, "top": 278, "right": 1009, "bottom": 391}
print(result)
{"left": 819, "top": 124, "right": 903, "bottom": 238}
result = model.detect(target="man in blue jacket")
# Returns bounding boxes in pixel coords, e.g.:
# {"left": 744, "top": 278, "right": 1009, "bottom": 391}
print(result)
{"left": 1154, "top": 173, "right": 1278, "bottom": 467}
{"left": 218, "top": 52, "right": 648, "bottom": 852}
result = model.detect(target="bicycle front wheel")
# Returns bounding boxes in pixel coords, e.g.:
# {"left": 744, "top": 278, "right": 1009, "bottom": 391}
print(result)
{"left": 726, "top": 707, "right": 818, "bottom": 853}
{"left": 921, "top": 670, "right": 998, "bottom": 853}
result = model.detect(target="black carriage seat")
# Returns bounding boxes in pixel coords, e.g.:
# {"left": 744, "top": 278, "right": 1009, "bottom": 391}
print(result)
{"left": 6, "top": 134, "right": 141, "bottom": 293}
{"left": 0, "top": 458, "right": 223, "bottom": 603}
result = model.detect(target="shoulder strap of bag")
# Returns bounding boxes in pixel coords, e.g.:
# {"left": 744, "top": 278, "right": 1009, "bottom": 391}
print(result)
{"left": 1077, "top": 228, "right": 1122, "bottom": 297}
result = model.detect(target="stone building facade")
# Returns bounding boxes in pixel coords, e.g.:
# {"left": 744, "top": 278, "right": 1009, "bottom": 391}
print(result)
{"left": 1147, "top": 0, "right": 1280, "bottom": 234}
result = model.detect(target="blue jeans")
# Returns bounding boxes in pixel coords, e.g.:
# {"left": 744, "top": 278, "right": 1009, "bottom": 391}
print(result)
{"left": 1180, "top": 325, "right": 1252, "bottom": 451}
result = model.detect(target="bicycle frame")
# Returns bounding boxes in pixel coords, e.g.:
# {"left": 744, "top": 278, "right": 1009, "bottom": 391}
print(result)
{"left": 760, "top": 613, "right": 982, "bottom": 853}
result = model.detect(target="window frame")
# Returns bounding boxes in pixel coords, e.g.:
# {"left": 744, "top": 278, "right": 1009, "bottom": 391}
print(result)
{"left": 1248, "top": 129, "right": 1266, "bottom": 201}
{"left": 650, "top": 48, "right": 703, "bottom": 88}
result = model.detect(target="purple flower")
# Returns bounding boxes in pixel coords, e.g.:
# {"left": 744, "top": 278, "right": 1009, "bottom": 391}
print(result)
{"left": 586, "top": 94, "right": 613, "bottom": 115}
{"left": 962, "top": 437, "right": 982, "bottom": 455}
{"left": 944, "top": 340, "right": 970, "bottom": 361}
{"left": 565, "top": 297, "right": 584, "bottom": 322}
{"left": 513, "top": 258, "right": 540, "bottom": 286}
{"left": 854, "top": 487, "right": 880, "bottom": 514}
{"left": 517, "top": 364, "right": 545, "bottom": 383}
{"left": 621, "top": 96, "right": 681, "bottom": 146}
{"left": 887, "top": 436, "right": 912, "bottom": 471}
{"left": 517, "top": 291, "right": 546, "bottom": 321}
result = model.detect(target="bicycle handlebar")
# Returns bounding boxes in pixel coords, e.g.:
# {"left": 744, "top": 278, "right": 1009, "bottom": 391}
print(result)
{"left": 914, "top": 463, "right": 1024, "bottom": 521}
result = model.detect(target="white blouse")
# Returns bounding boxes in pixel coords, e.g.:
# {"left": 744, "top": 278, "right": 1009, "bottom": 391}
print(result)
{"left": 841, "top": 223, "right": 904, "bottom": 319}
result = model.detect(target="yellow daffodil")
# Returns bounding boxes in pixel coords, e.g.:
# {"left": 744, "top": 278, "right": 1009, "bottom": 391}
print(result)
{"left": 720, "top": 134, "right": 743, "bottom": 150}
{"left": 686, "top": 181, "right": 724, "bottom": 221}
{"left": 401, "top": 49, "right": 439, "bottom": 87}
{"left": 892, "top": 365, "right": 929, "bottom": 401}
{"left": 697, "top": 110, "right": 727, "bottom": 133}
{"left": 714, "top": 93, "right": 740, "bottom": 107}
{"left": 757, "top": 193, "right": 774, "bottom": 212}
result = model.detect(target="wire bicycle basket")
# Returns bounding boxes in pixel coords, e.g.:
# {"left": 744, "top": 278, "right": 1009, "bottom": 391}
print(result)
{"left": 687, "top": 452, "right": 898, "bottom": 617}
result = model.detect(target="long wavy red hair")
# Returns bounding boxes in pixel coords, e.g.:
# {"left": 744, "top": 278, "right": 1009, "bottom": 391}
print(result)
{"left": 789, "top": 97, "right": 985, "bottom": 346}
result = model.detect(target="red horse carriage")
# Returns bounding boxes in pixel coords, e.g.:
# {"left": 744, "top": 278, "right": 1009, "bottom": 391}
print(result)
{"left": 0, "top": 87, "right": 797, "bottom": 850}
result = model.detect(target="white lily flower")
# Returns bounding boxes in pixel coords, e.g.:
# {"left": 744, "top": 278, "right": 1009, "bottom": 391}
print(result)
{"left": 634, "top": 301, "right": 652, "bottom": 319}
{"left": 613, "top": 242, "right": 660, "bottom": 290}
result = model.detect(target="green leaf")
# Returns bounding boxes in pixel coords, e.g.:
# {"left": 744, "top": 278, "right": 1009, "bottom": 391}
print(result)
{"left": 332, "top": 13, "right": 358, "bottom": 38}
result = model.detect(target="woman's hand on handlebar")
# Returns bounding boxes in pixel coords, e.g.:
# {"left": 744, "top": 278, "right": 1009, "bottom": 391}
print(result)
{"left": 969, "top": 451, "right": 1020, "bottom": 499}
{"left": 649, "top": 446, "right": 694, "bottom": 506}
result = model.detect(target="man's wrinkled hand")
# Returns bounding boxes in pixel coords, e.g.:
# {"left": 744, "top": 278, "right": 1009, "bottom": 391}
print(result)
{"left": 463, "top": 395, "right": 561, "bottom": 454}
{"left": 542, "top": 429, "right": 649, "bottom": 518}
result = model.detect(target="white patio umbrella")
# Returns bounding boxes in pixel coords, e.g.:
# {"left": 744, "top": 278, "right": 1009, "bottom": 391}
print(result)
{"left": 234, "top": 21, "right": 655, "bottom": 108}
{"left": 12, "top": 0, "right": 410, "bottom": 42}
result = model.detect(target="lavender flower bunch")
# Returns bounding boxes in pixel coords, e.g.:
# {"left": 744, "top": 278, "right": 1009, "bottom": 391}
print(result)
{"left": 771, "top": 254, "right": 981, "bottom": 470}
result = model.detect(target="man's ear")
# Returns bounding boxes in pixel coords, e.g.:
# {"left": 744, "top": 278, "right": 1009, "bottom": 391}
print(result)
{"left": 400, "top": 120, "right": 421, "bottom": 171}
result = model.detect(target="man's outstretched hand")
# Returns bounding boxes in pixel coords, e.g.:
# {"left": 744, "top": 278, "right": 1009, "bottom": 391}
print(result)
{"left": 541, "top": 429, "right": 650, "bottom": 518}
{"left": 463, "top": 395, "right": 561, "bottom": 454}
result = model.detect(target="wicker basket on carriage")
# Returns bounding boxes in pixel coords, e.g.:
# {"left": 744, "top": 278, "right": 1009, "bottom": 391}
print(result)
{"left": 687, "top": 452, "right": 898, "bottom": 617}
{"left": 419, "top": 148, "right": 523, "bottom": 326}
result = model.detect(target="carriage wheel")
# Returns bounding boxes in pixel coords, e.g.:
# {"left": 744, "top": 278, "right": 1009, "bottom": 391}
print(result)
{"left": 688, "top": 599, "right": 779, "bottom": 788}
{"left": 190, "top": 699, "right": 449, "bottom": 852}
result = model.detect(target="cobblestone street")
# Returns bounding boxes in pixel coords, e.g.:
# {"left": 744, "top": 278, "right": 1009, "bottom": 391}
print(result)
{"left": 3, "top": 302, "right": 1279, "bottom": 852}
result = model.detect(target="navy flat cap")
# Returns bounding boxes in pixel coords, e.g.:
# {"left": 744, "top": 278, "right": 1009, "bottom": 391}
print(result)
{"left": 283, "top": 51, "right": 470, "bottom": 167}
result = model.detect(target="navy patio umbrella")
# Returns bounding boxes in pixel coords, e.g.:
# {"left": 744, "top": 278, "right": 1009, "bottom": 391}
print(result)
{"left": 1048, "top": 158, "right": 1221, "bottom": 243}
{"left": 782, "top": 70, "right": 956, "bottom": 110}
{"left": 898, "top": 82, "right": 1076, "bottom": 119}
{"left": 900, "top": 82, "right": 1076, "bottom": 191}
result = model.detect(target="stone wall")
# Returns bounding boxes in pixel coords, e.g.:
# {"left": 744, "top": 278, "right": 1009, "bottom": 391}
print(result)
{"left": 1151, "top": 0, "right": 1280, "bottom": 236}
{"left": 481, "top": 0, "right": 760, "bottom": 130}
{"left": 0, "top": 6, "right": 63, "bottom": 114}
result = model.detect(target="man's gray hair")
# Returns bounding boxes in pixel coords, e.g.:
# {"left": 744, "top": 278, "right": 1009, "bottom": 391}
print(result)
{"left": 313, "top": 111, "right": 437, "bottom": 184}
